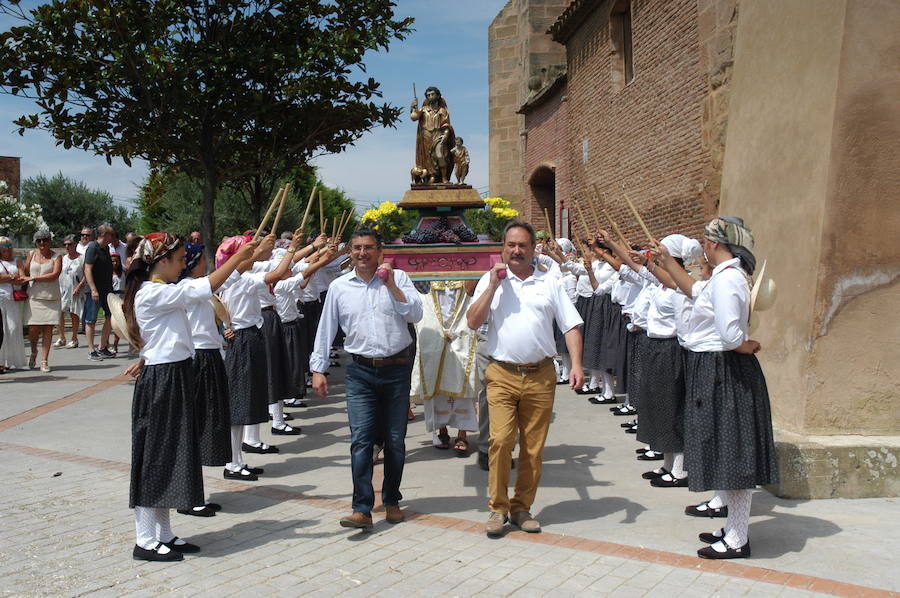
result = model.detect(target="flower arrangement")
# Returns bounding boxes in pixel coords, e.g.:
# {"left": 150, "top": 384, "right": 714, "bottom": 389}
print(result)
{"left": 0, "top": 181, "right": 47, "bottom": 240}
{"left": 360, "top": 201, "right": 418, "bottom": 243}
{"left": 464, "top": 197, "right": 519, "bottom": 241}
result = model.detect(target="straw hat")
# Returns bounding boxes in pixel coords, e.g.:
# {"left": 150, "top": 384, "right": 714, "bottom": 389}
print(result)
{"left": 106, "top": 293, "right": 136, "bottom": 347}
{"left": 210, "top": 295, "right": 232, "bottom": 329}
{"left": 750, "top": 260, "right": 777, "bottom": 312}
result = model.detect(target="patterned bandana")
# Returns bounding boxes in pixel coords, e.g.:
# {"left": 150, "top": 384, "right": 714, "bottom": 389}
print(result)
{"left": 215, "top": 235, "right": 251, "bottom": 269}
{"left": 704, "top": 217, "right": 754, "bottom": 250}
{"left": 179, "top": 242, "right": 204, "bottom": 280}
{"left": 134, "top": 232, "right": 180, "bottom": 264}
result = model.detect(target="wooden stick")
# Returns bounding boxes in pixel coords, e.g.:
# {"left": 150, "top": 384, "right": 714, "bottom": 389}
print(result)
{"left": 571, "top": 197, "right": 593, "bottom": 238}
{"left": 591, "top": 183, "right": 630, "bottom": 247}
{"left": 337, "top": 209, "right": 355, "bottom": 240}
{"left": 252, "top": 187, "right": 283, "bottom": 242}
{"left": 623, "top": 190, "right": 653, "bottom": 241}
{"left": 270, "top": 183, "right": 291, "bottom": 236}
{"left": 298, "top": 185, "right": 317, "bottom": 234}
{"left": 330, "top": 215, "right": 338, "bottom": 240}
{"left": 318, "top": 191, "right": 325, "bottom": 233}
{"left": 542, "top": 208, "right": 555, "bottom": 242}
{"left": 336, "top": 210, "right": 350, "bottom": 240}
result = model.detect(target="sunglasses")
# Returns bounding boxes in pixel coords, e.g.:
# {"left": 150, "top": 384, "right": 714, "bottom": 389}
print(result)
{"left": 36, "top": 238, "right": 51, "bottom": 243}
{"left": 81, "top": 233, "right": 91, "bottom": 237}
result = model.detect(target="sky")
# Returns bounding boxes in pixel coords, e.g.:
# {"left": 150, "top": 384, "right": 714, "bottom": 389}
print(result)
{"left": 0, "top": 0, "right": 509, "bottom": 211}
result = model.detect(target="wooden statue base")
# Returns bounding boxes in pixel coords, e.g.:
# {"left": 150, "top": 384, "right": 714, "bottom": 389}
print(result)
{"left": 400, "top": 186, "right": 484, "bottom": 210}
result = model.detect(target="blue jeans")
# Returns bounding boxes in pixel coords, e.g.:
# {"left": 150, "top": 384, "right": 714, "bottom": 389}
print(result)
{"left": 344, "top": 360, "right": 411, "bottom": 515}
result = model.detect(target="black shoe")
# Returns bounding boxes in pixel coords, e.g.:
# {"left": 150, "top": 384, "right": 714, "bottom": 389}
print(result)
{"left": 284, "top": 399, "right": 307, "bottom": 408}
{"left": 242, "top": 442, "right": 279, "bottom": 454}
{"left": 271, "top": 425, "right": 301, "bottom": 435}
{"left": 697, "top": 540, "right": 750, "bottom": 559}
{"left": 268, "top": 412, "right": 294, "bottom": 421}
{"left": 650, "top": 474, "right": 688, "bottom": 487}
{"left": 613, "top": 407, "right": 636, "bottom": 416}
{"left": 162, "top": 537, "right": 200, "bottom": 553}
{"left": 477, "top": 451, "right": 489, "bottom": 471}
{"left": 177, "top": 505, "right": 216, "bottom": 517}
{"left": 224, "top": 467, "right": 258, "bottom": 481}
{"left": 88, "top": 350, "right": 104, "bottom": 361}
{"left": 636, "top": 447, "right": 650, "bottom": 454}
{"left": 637, "top": 451, "right": 664, "bottom": 461}
{"left": 589, "top": 395, "right": 617, "bottom": 404}
{"left": 243, "top": 465, "right": 264, "bottom": 474}
{"left": 620, "top": 420, "right": 637, "bottom": 428}
{"left": 556, "top": 378, "right": 568, "bottom": 385}
{"left": 685, "top": 501, "right": 728, "bottom": 518}
{"left": 98, "top": 348, "right": 117, "bottom": 358}
{"left": 625, "top": 426, "right": 637, "bottom": 434}
{"left": 575, "top": 386, "right": 599, "bottom": 395}
{"left": 699, "top": 528, "right": 726, "bottom": 544}
{"left": 642, "top": 468, "right": 668, "bottom": 480}
{"left": 133, "top": 543, "right": 183, "bottom": 562}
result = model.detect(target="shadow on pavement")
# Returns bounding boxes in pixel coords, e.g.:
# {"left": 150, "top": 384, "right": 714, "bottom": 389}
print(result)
{"left": 185, "top": 518, "right": 334, "bottom": 557}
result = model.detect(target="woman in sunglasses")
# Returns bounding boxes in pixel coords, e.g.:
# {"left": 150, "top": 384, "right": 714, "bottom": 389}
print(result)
{"left": 23, "top": 229, "right": 62, "bottom": 372}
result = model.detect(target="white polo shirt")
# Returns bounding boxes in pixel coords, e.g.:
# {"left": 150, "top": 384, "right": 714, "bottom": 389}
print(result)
{"left": 472, "top": 265, "right": 583, "bottom": 364}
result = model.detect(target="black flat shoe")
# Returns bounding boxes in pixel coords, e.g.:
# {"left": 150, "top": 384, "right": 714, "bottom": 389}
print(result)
{"left": 133, "top": 543, "right": 183, "bottom": 562}
{"left": 620, "top": 420, "right": 637, "bottom": 428}
{"left": 268, "top": 412, "right": 294, "bottom": 421}
{"left": 650, "top": 474, "right": 688, "bottom": 487}
{"left": 243, "top": 465, "right": 264, "bottom": 475}
{"left": 242, "top": 442, "right": 279, "bottom": 454}
{"left": 699, "top": 528, "right": 726, "bottom": 544}
{"left": 642, "top": 468, "right": 668, "bottom": 480}
{"left": 224, "top": 467, "right": 258, "bottom": 481}
{"left": 589, "top": 396, "right": 617, "bottom": 404}
{"left": 685, "top": 501, "right": 729, "bottom": 518}
{"left": 271, "top": 425, "right": 301, "bottom": 435}
{"left": 177, "top": 506, "right": 216, "bottom": 517}
{"left": 163, "top": 537, "right": 200, "bottom": 553}
{"left": 284, "top": 400, "right": 307, "bottom": 408}
{"left": 625, "top": 426, "right": 637, "bottom": 434}
{"left": 697, "top": 540, "right": 750, "bottom": 559}
{"left": 637, "top": 451, "right": 664, "bottom": 461}
{"left": 575, "top": 386, "right": 599, "bottom": 395}
{"left": 636, "top": 447, "right": 650, "bottom": 454}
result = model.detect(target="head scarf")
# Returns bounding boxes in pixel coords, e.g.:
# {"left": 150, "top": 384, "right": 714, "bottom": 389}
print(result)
{"left": 704, "top": 217, "right": 757, "bottom": 274}
{"left": 134, "top": 232, "right": 180, "bottom": 264}
{"left": 215, "top": 235, "right": 251, "bottom": 269}
{"left": 274, "top": 238, "right": 291, "bottom": 250}
{"left": 179, "top": 242, "right": 204, "bottom": 280}
{"left": 660, "top": 234, "right": 702, "bottom": 264}
{"left": 555, "top": 238, "right": 575, "bottom": 256}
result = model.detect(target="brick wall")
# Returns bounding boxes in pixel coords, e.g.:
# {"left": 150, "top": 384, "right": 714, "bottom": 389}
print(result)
{"left": 0, "top": 156, "right": 21, "bottom": 199}
{"left": 523, "top": 84, "right": 570, "bottom": 234}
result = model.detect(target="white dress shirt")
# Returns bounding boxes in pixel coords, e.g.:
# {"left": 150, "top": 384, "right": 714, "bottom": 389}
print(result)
{"left": 219, "top": 270, "right": 268, "bottom": 330}
{"left": 251, "top": 260, "right": 277, "bottom": 309}
{"left": 182, "top": 277, "right": 225, "bottom": 351}
{"left": 647, "top": 286, "right": 679, "bottom": 339}
{"left": 472, "top": 265, "right": 583, "bottom": 364}
{"left": 682, "top": 258, "right": 750, "bottom": 352}
{"left": 629, "top": 283, "right": 658, "bottom": 330}
{"left": 617, "top": 265, "right": 647, "bottom": 314}
{"left": 592, "top": 262, "right": 617, "bottom": 296}
{"left": 309, "top": 268, "right": 423, "bottom": 373}
{"left": 136, "top": 278, "right": 212, "bottom": 366}
{"left": 561, "top": 272, "right": 578, "bottom": 303}
{"left": 274, "top": 270, "right": 305, "bottom": 323}
{"left": 295, "top": 259, "right": 319, "bottom": 302}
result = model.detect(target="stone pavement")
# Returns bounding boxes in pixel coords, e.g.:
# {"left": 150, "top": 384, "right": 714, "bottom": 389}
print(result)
{"left": 1, "top": 340, "right": 898, "bottom": 598}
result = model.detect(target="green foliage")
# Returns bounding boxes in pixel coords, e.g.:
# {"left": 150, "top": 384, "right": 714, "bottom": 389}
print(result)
{"left": 0, "top": 0, "right": 413, "bottom": 248}
{"left": 360, "top": 201, "right": 418, "bottom": 242}
{"left": 20, "top": 174, "right": 136, "bottom": 240}
{"left": 464, "top": 198, "right": 519, "bottom": 241}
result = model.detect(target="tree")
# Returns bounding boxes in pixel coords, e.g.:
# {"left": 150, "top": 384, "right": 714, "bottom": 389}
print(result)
{"left": 21, "top": 173, "right": 136, "bottom": 240}
{"left": 0, "top": 0, "right": 412, "bottom": 262}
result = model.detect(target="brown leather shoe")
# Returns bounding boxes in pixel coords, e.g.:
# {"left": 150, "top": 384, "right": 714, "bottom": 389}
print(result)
{"left": 385, "top": 505, "right": 405, "bottom": 524}
{"left": 510, "top": 511, "right": 541, "bottom": 533}
{"left": 339, "top": 512, "right": 373, "bottom": 530}
{"left": 485, "top": 511, "right": 508, "bottom": 537}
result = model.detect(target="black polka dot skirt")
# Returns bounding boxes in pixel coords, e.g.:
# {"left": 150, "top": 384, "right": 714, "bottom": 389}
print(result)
{"left": 192, "top": 348, "right": 232, "bottom": 466}
{"left": 261, "top": 308, "right": 286, "bottom": 405}
{"left": 625, "top": 330, "right": 649, "bottom": 409}
{"left": 583, "top": 295, "right": 609, "bottom": 371}
{"left": 281, "top": 318, "right": 307, "bottom": 399}
{"left": 130, "top": 358, "right": 204, "bottom": 509}
{"left": 683, "top": 350, "right": 779, "bottom": 492}
{"left": 636, "top": 338, "right": 685, "bottom": 453}
{"left": 225, "top": 326, "right": 269, "bottom": 425}
{"left": 601, "top": 301, "right": 629, "bottom": 386}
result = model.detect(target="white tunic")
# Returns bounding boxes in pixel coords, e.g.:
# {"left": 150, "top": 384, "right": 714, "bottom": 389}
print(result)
{"left": 682, "top": 258, "right": 750, "bottom": 352}
{"left": 472, "top": 265, "right": 583, "bottom": 364}
{"left": 136, "top": 278, "right": 212, "bottom": 366}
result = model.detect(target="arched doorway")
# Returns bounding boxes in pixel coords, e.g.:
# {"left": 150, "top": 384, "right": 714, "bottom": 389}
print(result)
{"left": 529, "top": 164, "right": 556, "bottom": 236}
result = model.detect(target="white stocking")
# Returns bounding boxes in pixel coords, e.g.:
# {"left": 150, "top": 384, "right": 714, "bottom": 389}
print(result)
{"left": 134, "top": 507, "right": 173, "bottom": 553}
{"left": 707, "top": 491, "right": 727, "bottom": 509}
{"left": 588, "top": 371, "right": 600, "bottom": 389}
{"left": 601, "top": 372, "right": 615, "bottom": 399}
{"left": 670, "top": 452, "right": 686, "bottom": 479}
{"left": 243, "top": 423, "right": 261, "bottom": 447}
{"left": 663, "top": 452, "right": 674, "bottom": 471}
{"left": 559, "top": 355, "right": 571, "bottom": 379}
{"left": 154, "top": 509, "right": 175, "bottom": 543}
{"left": 270, "top": 401, "right": 285, "bottom": 428}
{"left": 722, "top": 489, "right": 752, "bottom": 548}
{"left": 226, "top": 425, "right": 244, "bottom": 472}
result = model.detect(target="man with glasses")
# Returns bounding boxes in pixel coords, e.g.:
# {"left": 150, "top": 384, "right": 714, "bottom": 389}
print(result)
{"left": 83, "top": 224, "right": 115, "bottom": 360}
{"left": 309, "top": 227, "right": 423, "bottom": 530}
{"left": 76, "top": 227, "right": 94, "bottom": 255}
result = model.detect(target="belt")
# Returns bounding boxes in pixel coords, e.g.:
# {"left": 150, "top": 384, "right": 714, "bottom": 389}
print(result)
{"left": 261, "top": 306, "right": 275, "bottom": 312}
{"left": 351, "top": 352, "right": 412, "bottom": 368}
{"left": 490, "top": 357, "right": 553, "bottom": 375}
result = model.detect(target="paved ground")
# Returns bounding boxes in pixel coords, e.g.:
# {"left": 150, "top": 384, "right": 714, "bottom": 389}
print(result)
{"left": 1, "top": 336, "right": 898, "bottom": 598}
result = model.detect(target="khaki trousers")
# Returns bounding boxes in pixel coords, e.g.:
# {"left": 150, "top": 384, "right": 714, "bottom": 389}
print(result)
{"left": 485, "top": 360, "right": 556, "bottom": 514}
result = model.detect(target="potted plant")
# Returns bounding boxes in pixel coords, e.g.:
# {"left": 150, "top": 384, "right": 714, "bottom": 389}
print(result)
{"left": 359, "top": 201, "right": 418, "bottom": 243}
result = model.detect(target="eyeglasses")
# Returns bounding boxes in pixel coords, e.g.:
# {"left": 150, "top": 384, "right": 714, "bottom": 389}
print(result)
{"left": 351, "top": 244, "right": 377, "bottom": 252}
{"left": 36, "top": 239, "right": 51, "bottom": 244}
{"left": 81, "top": 233, "right": 91, "bottom": 237}
{"left": 63, "top": 243, "right": 73, "bottom": 246}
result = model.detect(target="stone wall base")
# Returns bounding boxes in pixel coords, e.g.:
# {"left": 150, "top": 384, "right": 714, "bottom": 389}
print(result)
{"left": 766, "top": 431, "right": 900, "bottom": 499}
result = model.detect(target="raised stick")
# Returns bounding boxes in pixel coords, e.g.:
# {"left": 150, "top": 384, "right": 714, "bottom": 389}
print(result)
{"left": 571, "top": 197, "right": 592, "bottom": 238}
{"left": 622, "top": 189, "right": 653, "bottom": 241}
{"left": 298, "top": 185, "right": 317, "bottom": 234}
{"left": 318, "top": 191, "right": 325, "bottom": 233}
{"left": 330, "top": 214, "right": 338, "bottom": 240}
{"left": 413, "top": 82, "right": 417, "bottom": 104}
{"left": 591, "top": 183, "right": 629, "bottom": 246}
{"left": 270, "top": 183, "right": 292, "bottom": 236}
{"left": 543, "top": 208, "right": 555, "bottom": 243}
{"left": 337, "top": 209, "right": 355, "bottom": 240}
{"left": 253, "top": 187, "right": 283, "bottom": 242}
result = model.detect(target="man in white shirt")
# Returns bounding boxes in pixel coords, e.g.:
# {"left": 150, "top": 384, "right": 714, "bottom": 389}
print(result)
{"left": 76, "top": 227, "right": 94, "bottom": 255}
{"left": 467, "top": 221, "right": 585, "bottom": 537}
{"left": 310, "top": 227, "right": 423, "bottom": 530}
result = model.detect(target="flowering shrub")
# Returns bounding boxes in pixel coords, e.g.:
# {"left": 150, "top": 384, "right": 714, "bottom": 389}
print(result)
{"left": 0, "top": 181, "right": 47, "bottom": 240}
{"left": 360, "top": 201, "right": 418, "bottom": 242}
{"left": 464, "top": 197, "right": 519, "bottom": 241}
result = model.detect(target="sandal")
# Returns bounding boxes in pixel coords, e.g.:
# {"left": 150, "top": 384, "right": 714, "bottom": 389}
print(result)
{"left": 434, "top": 431, "right": 450, "bottom": 450}
{"left": 453, "top": 437, "right": 469, "bottom": 457}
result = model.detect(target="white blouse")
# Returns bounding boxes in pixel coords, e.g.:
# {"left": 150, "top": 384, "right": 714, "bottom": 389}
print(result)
{"left": 629, "top": 283, "right": 658, "bottom": 330}
{"left": 682, "top": 258, "right": 750, "bottom": 352}
{"left": 219, "top": 270, "right": 268, "bottom": 330}
{"left": 251, "top": 260, "right": 277, "bottom": 309}
{"left": 274, "top": 270, "right": 305, "bottom": 323}
{"left": 647, "top": 286, "right": 679, "bottom": 339}
{"left": 183, "top": 276, "right": 227, "bottom": 351}
{"left": 136, "top": 278, "right": 212, "bottom": 366}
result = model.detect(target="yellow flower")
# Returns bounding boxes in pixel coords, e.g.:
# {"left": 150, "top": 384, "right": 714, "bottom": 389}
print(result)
{"left": 378, "top": 201, "right": 397, "bottom": 214}
{"left": 361, "top": 209, "right": 379, "bottom": 222}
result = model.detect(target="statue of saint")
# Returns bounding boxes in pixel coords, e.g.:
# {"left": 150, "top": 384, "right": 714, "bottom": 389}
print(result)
{"left": 451, "top": 137, "right": 469, "bottom": 185}
{"left": 411, "top": 86, "right": 456, "bottom": 184}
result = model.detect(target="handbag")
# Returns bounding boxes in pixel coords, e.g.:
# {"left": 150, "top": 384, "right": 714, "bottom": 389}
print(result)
{"left": 1, "top": 262, "right": 27, "bottom": 301}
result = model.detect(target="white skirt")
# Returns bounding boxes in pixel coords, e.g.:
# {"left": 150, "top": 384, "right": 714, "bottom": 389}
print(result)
{"left": 0, "top": 297, "right": 26, "bottom": 369}
{"left": 424, "top": 394, "right": 478, "bottom": 433}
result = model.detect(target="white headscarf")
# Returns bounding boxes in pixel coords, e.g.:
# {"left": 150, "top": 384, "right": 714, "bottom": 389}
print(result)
{"left": 660, "top": 234, "right": 702, "bottom": 264}
{"left": 555, "top": 238, "right": 575, "bottom": 256}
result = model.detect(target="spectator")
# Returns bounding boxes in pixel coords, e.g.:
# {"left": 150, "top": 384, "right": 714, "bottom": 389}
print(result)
{"left": 55, "top": 234, "right": 85, "bottom": 349}
{"left": 76, "top": 227, "right": 94, "bottom": 255}
{"left": 109, "top": 228, "right": 127, "bottom": 265}
{"left": 0, "top": 236, "right": 26, "bottom": 371}
{"left": 125, "top": 234, "right": 143, "bottom": 268}
{"left": 84, "top": 224, "right": 115, "bottom": 360}
{"left": 24, "top": 229, "right": 62, "bottom": 372}
{"left": 125, "top": 231, "right": 137, "bottom": 246}
{"left": 189, "top": 231, "right": 202, "bottom": 243}
{"left": 109, "top": 253, "right": 124, "bottom": 354}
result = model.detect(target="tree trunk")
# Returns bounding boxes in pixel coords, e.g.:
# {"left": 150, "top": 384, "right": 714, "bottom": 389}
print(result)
{"left": 201, "top": 173, "right": 217, "bottom": 272}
